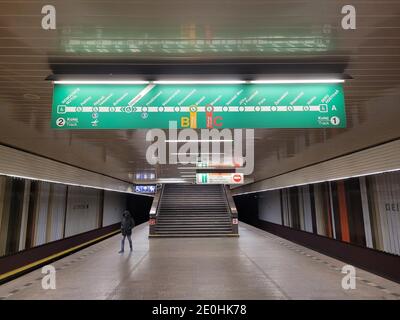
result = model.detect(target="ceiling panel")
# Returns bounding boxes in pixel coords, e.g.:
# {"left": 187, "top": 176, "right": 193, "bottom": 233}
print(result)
{"left": 0, "top": 0, "right": 399, "bottom": 185}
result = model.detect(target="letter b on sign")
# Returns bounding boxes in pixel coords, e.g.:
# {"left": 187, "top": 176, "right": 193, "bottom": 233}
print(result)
{"left": 181, "top": 116, "right": 190, "bottom": 128}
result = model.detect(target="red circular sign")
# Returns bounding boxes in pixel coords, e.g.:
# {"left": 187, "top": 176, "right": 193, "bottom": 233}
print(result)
{"left": 233, "top": 174, "right": 242, "bottom": 183}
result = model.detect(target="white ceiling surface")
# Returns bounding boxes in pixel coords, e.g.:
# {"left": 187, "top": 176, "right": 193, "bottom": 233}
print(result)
{"left": 0, "top": 143, "right": 154, "bottom": 196}
{"left": 0, "top": 1, "right": 400, "bottom": 186}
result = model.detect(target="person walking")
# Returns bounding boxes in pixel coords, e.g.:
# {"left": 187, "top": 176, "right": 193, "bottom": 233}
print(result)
{"left": 119, "top": 210, "right": 135, "bottom": 253}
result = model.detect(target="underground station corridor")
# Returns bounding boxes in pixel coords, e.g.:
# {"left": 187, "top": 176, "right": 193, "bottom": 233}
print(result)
{"left": 0, "top": 0, "right": 400, "bottom": 315}
{"left": 1, "top": 222, "right": 400, "bottom": 300}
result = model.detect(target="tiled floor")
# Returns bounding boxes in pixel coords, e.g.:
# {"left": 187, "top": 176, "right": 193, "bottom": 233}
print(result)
{"left": 0, "top": 222, "right": 399, "bottom": 300}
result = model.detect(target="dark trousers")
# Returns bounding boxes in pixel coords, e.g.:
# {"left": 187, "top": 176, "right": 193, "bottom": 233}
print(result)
{"left": 121, "top": 234, "right": 132, "bottom": 251}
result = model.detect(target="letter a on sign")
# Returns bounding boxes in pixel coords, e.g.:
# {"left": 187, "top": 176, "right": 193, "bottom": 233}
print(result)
{"left": 41, "top": 5, "right": 56, "bottom": 30}
{"left": 341, "top": 265, "right": 356, "bottom": 290}
{"left": 41, "top": 265, "right": 56, "bottom": 289}
{"left": 341, "top": 5, "right": 356, "bottom": 30}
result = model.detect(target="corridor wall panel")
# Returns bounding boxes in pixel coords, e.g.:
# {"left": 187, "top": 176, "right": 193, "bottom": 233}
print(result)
{"left": 258, "top": 190, "right": 282, "bottom": 225}
{"left": 103, "top": 191, "right": 126, "bottom": 227}
{"left": 18, "top": 180, "right": 31, "bottom": 251}
{"left": 33, "top": 182, "right": 50, "bottom": 247}
{"left": 64, "top": 186, "right": 101, "bottom": 237}
{"left": 0, "top": 174, "right": 150, "bottom": 259}
{"left": 237, "top": 170, "right": 400, "bottom": 256}
{"left": 300, "top": 186, "right": 313, "bottom": 233}
{"left": 359, "top": 177, "right": 374, "bottom": 248}
{"left": 0, "top": 176, "right": 11, "bottom": 255}
{"left": 366, "top": 172, "right": 400, "bottom": 255}
{"left": 47, "top": 184, "right": 67, "bottom": 242}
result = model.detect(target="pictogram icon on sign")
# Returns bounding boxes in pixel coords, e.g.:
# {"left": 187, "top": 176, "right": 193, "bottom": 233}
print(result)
{"left": 233, "top": 174, "right": 242, "bottom": 183}
{"left": 56, "top": 117, "right": 65, "bottom": 127}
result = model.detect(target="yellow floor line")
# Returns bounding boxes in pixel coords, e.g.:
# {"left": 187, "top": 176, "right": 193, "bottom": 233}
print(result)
{"left": 0, "top": 230, "right": 119, "bottom": 281}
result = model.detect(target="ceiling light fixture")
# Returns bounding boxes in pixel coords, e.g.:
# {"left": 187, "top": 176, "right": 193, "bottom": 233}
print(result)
{"left": 156, "top": 178, "right": 191, "bottom": 183}
{"left": 53, "top": 80, "right": 150, "bottom": 85}
{"left": 250, "top": 79, "right": 345, "bottom": 84}
{"left": 153, "top": 80, "right": 246, "bottom": 85}
{"left": 165, "top": 139, "right": 233, "bottom": 143}
{"left": 171, "top": 152, "right": 224, "bottom": 155}
{"left": 52, "top": 78, "right": 345, "bottom": 85}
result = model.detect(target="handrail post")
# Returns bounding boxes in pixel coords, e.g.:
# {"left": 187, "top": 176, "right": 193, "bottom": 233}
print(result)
{"left": 149, "top": 184, "right": 164, "bottom": 236}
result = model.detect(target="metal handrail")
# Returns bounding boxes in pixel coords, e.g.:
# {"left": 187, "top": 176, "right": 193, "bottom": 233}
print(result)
{"left": 222, "top": 185, "right": 232, "bottom": 215}
{"left": 149, "top": 184, "right": 164, "bottom": 218}
{"left": 223, "top": 185, "right": 238, "bottom": 217}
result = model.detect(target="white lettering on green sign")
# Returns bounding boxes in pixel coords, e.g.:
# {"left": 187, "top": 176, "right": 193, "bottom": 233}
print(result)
{"left": 51, "top": 83, "right": 346, "bottom": 129}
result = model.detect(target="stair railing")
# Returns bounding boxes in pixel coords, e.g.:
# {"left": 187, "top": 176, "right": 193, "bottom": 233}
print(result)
{"left": 149, "top": 184, "right": 164, "bottom": 236}
{"left": 223, "top": 185, "right": 239, "bottom": 235}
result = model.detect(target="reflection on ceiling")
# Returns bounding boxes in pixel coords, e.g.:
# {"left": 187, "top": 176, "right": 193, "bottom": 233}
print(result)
{"left": 60, "top": 25, "right": 332, "bottom": 55}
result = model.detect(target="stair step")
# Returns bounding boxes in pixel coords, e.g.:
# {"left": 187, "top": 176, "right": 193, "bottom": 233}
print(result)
{"left": 156, "top": 226, "right": 232, "bottom": 228}
{"left": 157, "top": 215, "right": 230, "bottom": 218}
{"left": 155, "top": 228, "right": 233, "bottom": 232}
{"left": 152, "top": 184, "right": 236, "bottom": 238}
{"left": 157, "top": 219, "right": 231, "bottom": 221}
{"left": 157, "top": 220, "right": 230, "bottom": 222}
{"left": 154, "top": 230, "right": 233, "bottom": 234}
{"left": 149, "top": 234, "right": 239, "bottom": 238}
{"left": 157, "top": 224, "right": 231, "bottom": 226}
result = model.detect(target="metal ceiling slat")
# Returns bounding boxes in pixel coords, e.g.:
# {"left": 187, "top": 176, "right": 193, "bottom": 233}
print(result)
{"left": 233, "top": 139, "right": 400, "bottom": 195}
{"left": 0, "top": 0, "right": 399, "bottom": 183}
{"left": 0, "top": 144, "right": 150, "bottom": 195}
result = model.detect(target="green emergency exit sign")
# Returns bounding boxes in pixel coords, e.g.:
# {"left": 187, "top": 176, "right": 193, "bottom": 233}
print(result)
{"left": 51, "top": 83, "right": 346, "bottom": 129}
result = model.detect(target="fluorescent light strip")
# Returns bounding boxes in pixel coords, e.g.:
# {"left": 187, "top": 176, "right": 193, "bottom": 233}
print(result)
{"left": 153, "top": 80, "right": 246, "bottom": 84}
{"left": 156, "top": 178, "right": 189, "bottom": 183}
{"left": 170, "top": 153, "right": 197, "bottom": 156}
{"left": 54, "top": 79, "right": 344, "bottom": 85}
{"left": 166, "top": 140, "right": 233, "bottom": 143}
{"left": 171, "top": 152, "right": 224, "bottom": 155}
{"left": 0, "top": 172, "right": 154, "bottom": 197}
{"left": 54, "top": 80, "right": 149, "bottom": 85}
{"left": 250, "top": 79, "right": 344, "bottom": 84}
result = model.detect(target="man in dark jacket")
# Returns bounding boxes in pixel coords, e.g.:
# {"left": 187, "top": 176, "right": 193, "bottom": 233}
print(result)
{"left": 119, "top": 210, "right": 135, "bottom": 253}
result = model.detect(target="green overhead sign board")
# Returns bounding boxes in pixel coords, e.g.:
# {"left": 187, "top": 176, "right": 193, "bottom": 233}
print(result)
{"left": 51, "top": 83, "right": 346, "bottom": 129}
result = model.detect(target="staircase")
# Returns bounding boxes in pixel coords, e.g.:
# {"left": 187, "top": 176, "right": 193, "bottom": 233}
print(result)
{"left": 150, "top": 184, "right": 237, "bottom": 238}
